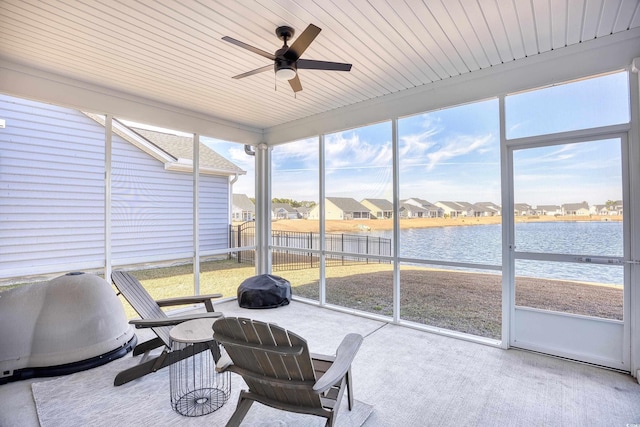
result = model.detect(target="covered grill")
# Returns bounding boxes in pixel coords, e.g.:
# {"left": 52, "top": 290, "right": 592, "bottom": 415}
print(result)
{"left": 0, "top": 272, "right": 136, "bottom": 384}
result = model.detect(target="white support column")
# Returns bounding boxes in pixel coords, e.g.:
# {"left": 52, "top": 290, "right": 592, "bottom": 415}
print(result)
{"left": 499, "top": 95, "right": 513, "bottom": 350}
{"left": 392, "top": 118, "right": 401, "bottom": 323}
{"left": 319, "top": 134, "right": 326, "bottom": 305}
{"left": 629, "top": 58, "right": 640, "bottom": 380}
{"left": 255, "top": 143, "right": 272, "bottom": 274}
{"left": 104, "top": 114, "right": 113, "bottom": 282}
{"left": 193, "top": 133, "right": 200, "bottom": 295}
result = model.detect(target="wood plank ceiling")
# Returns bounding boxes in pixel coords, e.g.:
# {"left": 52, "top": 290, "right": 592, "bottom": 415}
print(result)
{"left": 1, "top": 0, "right": 639, "bottom": 133}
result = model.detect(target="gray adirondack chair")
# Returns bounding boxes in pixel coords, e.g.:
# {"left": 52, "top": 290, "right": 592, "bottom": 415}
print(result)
{"left": 212, "top": 317, "right": 363, "bottom": 427}
{"left": 111, "top": 270, "right": 224, "bottom": 386}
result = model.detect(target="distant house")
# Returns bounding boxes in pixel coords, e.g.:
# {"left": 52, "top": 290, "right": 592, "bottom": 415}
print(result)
{"left": 361, "top": 198, "right": 393, "bottom": 219}
{"left": 435, "top": 201, "right": 465, "bottom": 218}
{"left": 475, "top": 202, "right": 501, "bottom": 216}
{"left": 455, "top": 201, "right": 483, "bottom": 217}
{"left": 404, "top": 198, "right": 443, "bottom": 217}
{"left": 399, "top": 203, "right": 428, "bottom": 218}
{"left": 0, "top": 95, "right": 245, "bottom": 278}
{"left": 535, "top": 205, "right": 562, "bottom": 216}
{"left": 309, "top": 197, "right": 371, "bottom": 220}
{"left": 514, "top": 203, "right": 533, "bottom": 216}
{"left": 609, "top": 200, "right": 624, "bottom": 215}
{"left": 232, "top": 194, "right": 255, "bottom": 221}
{"left": 562, "top": 202, "right": 590, "bottom": 216}
{"left": 272, "top": 203, "right": 299, "bottom": 219}
{"left": 295, "top": 206, "right": 311, "bottom": 219}
{"left": 592, "top": 205, "right": 610, "bottom": 216}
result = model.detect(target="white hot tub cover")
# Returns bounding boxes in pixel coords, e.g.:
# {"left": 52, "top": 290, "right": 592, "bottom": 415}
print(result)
{"left": 0, "top": 272, "right": 136, "bottom": 383}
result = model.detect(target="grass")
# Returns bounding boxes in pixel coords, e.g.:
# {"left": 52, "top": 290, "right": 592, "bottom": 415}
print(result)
{"left": 115, "top": 259, "right": 256, "bottom": 319}
{"left": 122, "top": 259, "right": 622, "bottom": 341}
{"left": 4, "top": 258, "right": 623, "bottom": 341}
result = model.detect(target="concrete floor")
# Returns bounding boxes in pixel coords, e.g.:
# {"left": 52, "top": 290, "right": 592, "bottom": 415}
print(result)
{"left": 2, "top": 300, "right": 640, "bottom": 426}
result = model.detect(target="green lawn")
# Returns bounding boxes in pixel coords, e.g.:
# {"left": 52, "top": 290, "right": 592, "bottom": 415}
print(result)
{"left": 3, "top": 257, "right": 622, "bottom": 342}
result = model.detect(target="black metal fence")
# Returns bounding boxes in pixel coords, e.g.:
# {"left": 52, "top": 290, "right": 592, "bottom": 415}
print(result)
{"left": 229, "top": 222, "right": 391, "bottom": 272}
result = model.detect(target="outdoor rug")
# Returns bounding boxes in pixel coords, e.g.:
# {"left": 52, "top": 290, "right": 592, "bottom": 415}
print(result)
{"left": 32, "top": 355, "right": 373, "bottom": 427}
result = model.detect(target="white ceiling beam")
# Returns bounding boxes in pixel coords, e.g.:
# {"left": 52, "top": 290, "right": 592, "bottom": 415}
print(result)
{"left": 0, "top": 59, "right": 263, "bottom": 145}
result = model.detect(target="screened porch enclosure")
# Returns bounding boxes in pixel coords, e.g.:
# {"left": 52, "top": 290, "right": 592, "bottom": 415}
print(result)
{"left": 1, "top": 2, "right": 640, "bottom": 383}
{"left": 1, "top": 69, "right": 638, "bottom": 377}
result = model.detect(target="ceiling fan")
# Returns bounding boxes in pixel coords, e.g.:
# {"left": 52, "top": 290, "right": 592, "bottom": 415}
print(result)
{"left": 222, "top": 24, "right": 352, "bottom": 93}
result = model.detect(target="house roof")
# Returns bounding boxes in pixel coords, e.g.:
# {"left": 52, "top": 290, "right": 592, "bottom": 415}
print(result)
{"left": 233, "top": 194, "right": 255, "bottom": 212}
{"left": 436, "top": 201, "right": 465, "bottom": 211}
{"left": 85, "top": 113, "right": 245, "bottom": 176}
{"left": 514, "top": 203, "right": 532, "bottom": 211}
{"left": 536, "top": 205, "right": 561, "bottom": 211}
{"left": 2, "top": 2, "right": 638, "bottom": 145}
{"left": 400, "top": 203, "right": 427, "bottom": 213}
{"left": 562, "top": 202, "right": 590, "bottom": 210}
{"left": 131, "top": 127, "right": 245, "bottom": 175}
{"left": 272, "top": 203, "right": 297, "bottom": 213}
{"left": 455, "top": 201, "right": 477, "bottom": 211}
{"left": 361, "top": 199, "right": 393, "bottom": 211}
{"left": 475, "top": 202, "right": 501, "bottom": 212}
{"left": 326, "top": 197, "right": 370, "bottom": 213}
{"left": 404, "top": 198, "right": 441, "bottom": 211}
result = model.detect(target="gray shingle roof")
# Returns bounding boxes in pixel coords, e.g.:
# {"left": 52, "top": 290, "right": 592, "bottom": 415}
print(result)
{"left": 84, "top": 112, "right": 245, "bottom": 175}
{"left": 272, "top": 203, "right": 297, "bottom": 213}
{"left": 233, "top": 194, "right": 255, "bottom": 211}
{"left": 400, "top": 203, "right": 427, "bottom": 213}
{"left": 131, "top": 127, "right": 244, "bottom": 174}
{"left": 326, "top": 197, "right": 370, "bottom": 212}
{"left": 361, "top": 198, "right": 393, "bottom": 210}
{"left": 562, "top": 202, "right": 590, "bottom": 211}
{"left": 437, "top": 201, "right": 465, "bottom": 210}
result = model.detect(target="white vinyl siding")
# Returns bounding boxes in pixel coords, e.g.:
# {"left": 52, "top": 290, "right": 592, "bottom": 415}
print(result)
{"left": 0, "top": 95, "right": 106, "bottom": 278}
{"left": 110, "top": 137, "right": 194, "bottom": 265}
{"left": 1, "top": 95, "right": 234, "bottom": 280}
{"left": 199, "top": 182, "right": 230, "bottom": 253}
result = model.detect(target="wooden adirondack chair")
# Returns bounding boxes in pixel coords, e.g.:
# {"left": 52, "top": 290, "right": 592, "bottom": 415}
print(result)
{"left": 212, "top": 317, "right": 363, "bottom": 427}
{"left": 111, "top": 270, "right": 224, "bottom": 386}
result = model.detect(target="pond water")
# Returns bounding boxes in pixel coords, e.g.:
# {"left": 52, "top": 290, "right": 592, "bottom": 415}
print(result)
{"left": 368, "top": 221, "right": 624, "bottom": 285}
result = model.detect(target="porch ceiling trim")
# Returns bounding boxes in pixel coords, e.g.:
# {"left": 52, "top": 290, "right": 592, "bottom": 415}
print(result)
{"left": 0, "top": 58, "right": 264, "bottom": 145}
{"left": 265, "top": 28, "right": 640, "bottom": 145}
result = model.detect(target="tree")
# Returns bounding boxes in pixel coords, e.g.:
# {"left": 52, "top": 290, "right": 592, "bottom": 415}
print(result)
{"left": 605, "top": 200, "right": 616, "bottom": 211}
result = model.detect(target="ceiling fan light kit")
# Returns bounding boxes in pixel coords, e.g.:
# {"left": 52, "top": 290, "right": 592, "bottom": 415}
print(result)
{"left": 275, "top": 64, "right": 297, "bottom": 81}
{"left": 222, "top": 24, "right": 352, "bottom": 93}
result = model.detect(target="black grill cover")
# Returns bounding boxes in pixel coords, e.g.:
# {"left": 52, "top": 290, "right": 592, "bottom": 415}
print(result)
{"left": 237, "top": 274, "right": 292, "bottom": 309}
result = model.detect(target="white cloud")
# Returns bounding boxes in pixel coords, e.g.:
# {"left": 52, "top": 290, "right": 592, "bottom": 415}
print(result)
{"left": 423, "top": 133, "right": 494, "bottom": 170}
{"left": 324, "top": 132, "right": 392, "bottom": 171}
{"left": 272, "top": 138, "right": 318, "bottom": 171}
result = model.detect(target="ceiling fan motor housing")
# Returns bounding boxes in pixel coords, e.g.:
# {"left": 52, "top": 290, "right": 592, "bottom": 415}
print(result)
{"left": 275, "top": 26, "right": 295, "bottom": 42}
{"left": 274, "top": 57, "right": 297, "bottom": 72}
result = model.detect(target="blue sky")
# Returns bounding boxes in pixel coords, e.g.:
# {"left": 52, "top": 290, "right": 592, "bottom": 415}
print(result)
{"left": 134, "top": 71, "right": 630, "bottom": 207}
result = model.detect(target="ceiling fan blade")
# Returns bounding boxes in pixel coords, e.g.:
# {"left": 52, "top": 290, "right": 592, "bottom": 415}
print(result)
{"left": 288, "top": 74, "right": 302, "bottom": 92}
{"left": 284, "top": 24, "right": 321, "bottom": 60}
{"left": 232, "top": 64, "right": 273, "bottom": 79}
{"left": 297, "top": 59, "right": 352, "bottom": 72}
{"left": 222, "top": 36, "right": 276, "bottom": 60}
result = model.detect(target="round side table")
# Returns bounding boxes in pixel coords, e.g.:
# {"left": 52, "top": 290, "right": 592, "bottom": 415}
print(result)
{"left": 169, "top": 318, "right": 231, "bottom": 417}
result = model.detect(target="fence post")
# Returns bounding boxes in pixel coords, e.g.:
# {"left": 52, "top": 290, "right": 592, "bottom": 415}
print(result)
{"left": 309, "top": 231, "right": 313, "bottom": 268}
{"left": 237, "top": 223, "right": 242, "bottom": 263}
{"left": 366, "top": 236, "right": 369, "bottom": 264}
